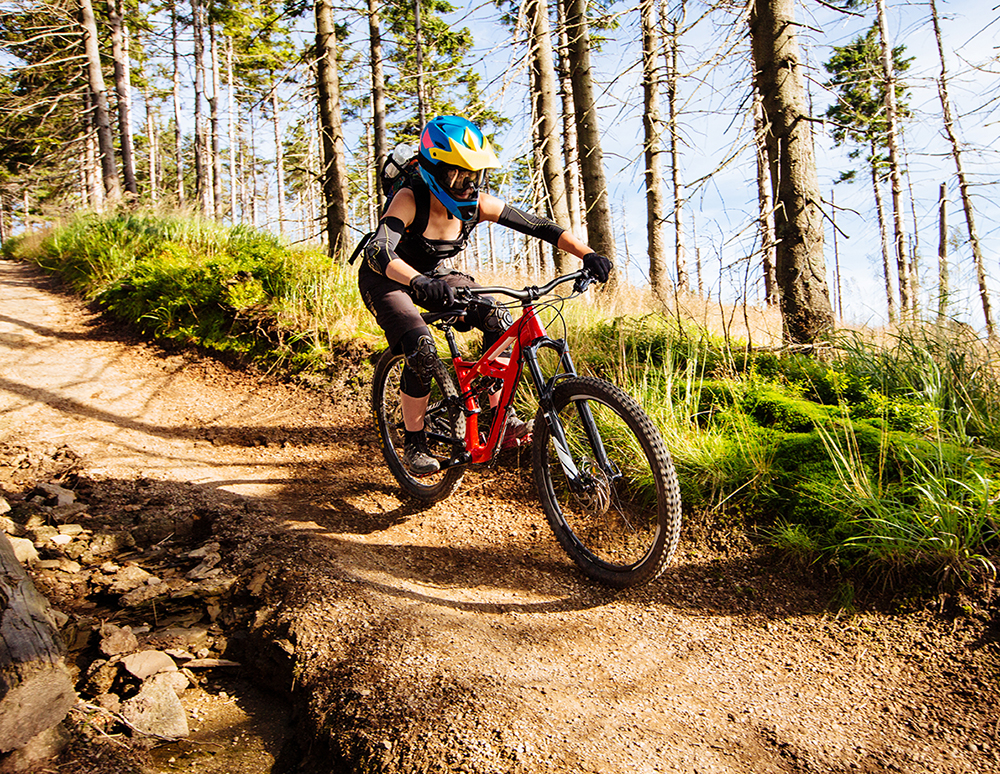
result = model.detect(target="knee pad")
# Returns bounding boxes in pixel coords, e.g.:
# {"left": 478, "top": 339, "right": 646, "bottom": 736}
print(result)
{"left": 400, "top": 331, "right": 438, "bottom": 398}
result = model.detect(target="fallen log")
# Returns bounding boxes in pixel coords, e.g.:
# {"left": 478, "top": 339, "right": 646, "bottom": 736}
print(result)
{"left": 0, "top": 532, "right": 76, "bottom": 752}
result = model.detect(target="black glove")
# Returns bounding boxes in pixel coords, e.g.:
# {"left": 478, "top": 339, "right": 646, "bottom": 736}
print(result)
{"left": 409, "top": 274, "right": 456, "bottom": 307}
{"left": 583, "top": 252, "right": 612, "bottom": 283}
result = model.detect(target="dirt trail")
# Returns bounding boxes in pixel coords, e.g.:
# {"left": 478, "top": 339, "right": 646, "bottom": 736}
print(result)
{"left": 0, "top": 259, "right": 997, "bottom": 774}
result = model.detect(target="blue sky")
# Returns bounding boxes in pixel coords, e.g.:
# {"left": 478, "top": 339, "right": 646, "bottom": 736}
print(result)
{"left": 449, "top": 0, "right": 1000, "bottom": 330}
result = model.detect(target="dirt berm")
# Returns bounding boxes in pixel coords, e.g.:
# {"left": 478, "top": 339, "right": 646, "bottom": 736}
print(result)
{"left": 0, "top": 259, "right": 997, "bottom": 774}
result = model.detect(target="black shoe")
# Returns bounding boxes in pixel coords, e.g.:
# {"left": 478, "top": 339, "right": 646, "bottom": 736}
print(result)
{"left": 501, "top": 412, "right": 534, "bottom": 450}
{"left": 402, "top": 435, "right": 440, "bottom": 475}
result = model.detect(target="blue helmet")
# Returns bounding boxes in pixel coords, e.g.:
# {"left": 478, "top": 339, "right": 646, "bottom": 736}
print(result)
{"left": 417, "top": 116, "right": 500, "bottom": 221}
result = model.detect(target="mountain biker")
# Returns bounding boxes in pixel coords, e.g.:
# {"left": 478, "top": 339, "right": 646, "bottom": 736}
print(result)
{"left": 359, "top": 114, "right": 612, "bottom": 476}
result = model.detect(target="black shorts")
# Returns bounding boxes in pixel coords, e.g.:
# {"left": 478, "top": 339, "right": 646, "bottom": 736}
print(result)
{"left": 359, "top": 266, "right": 502, "bottom": 353}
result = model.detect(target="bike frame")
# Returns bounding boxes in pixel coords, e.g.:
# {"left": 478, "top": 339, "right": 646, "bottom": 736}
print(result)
{"left": 434, "top": 272, "right": 613, "bottom": 490}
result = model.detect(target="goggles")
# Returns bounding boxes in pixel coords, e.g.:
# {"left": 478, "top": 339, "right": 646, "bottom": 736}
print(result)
{"left": 442, "top": 165, "right": 484, "bottom": 199}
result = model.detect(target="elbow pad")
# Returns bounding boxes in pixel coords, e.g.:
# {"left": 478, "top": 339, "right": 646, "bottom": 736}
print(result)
{"left": 497, "top": 204, "right": 566, "bottom": 247}
{"left": 363, "top": 216, "right": 405, "bottom": 275}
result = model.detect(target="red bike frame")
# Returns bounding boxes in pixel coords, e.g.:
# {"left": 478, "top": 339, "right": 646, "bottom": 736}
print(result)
{"left": 448, "top": 304, "right": 547, "bottom": 464}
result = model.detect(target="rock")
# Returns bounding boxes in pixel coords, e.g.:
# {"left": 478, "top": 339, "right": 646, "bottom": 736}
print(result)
{"left": 120, "top": 680, "right": 189, "bottom": 740}
{"left": 49, "top": 503, "right": 87, "bottom": 523}
{"left": 99, "top": 624, "right": 139, "bottom": 657}
{"left": 109, "top": 564, "right": 154, "bottom": 595}
{"left": 56, "top": 524, "right": 85, "bottom": 537}
{"left": 120, "top": 584, "right": 171, "bottom": 608}
{"left": 0, "top": 497, "right": 9, "bottom": 516}
{"left": 121, "top": 650, "right": 177, "bottom": 681}
{"left": 0, "top": 516, "right": 17, "bottom": 536}
{"left": 150, "top": 670, "right": 190, "bottom": 697}
{"left": 7, "top": 537, "right": 38, "bottom": 566}
{"left": 50, "top": 534, "right": 72, "bottom": 546}
{"left": 28, "top": 526, "right": 58, "bottom": 545}
{"left": 33, "top": 483, "right": 75, "bottom": 507}
{"left": 184, "top": 542, "right": 220, "bottom": 559}
{"left": 89, "top": 532, "right": 134, "bottom": 557}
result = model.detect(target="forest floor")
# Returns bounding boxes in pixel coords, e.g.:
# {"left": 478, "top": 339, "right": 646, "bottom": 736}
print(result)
{"left": 0, "top": 258, "right": 998, "bottom": 774}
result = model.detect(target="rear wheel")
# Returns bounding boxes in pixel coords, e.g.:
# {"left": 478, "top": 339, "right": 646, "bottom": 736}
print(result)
{"left": 372, "top": 349, "right": 465, "bottom": 502}
{"left": 532, "top": 376, "right": 681, "bottom": 587}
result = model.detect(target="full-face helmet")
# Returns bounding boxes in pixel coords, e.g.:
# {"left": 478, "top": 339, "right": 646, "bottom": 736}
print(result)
{"left": 417, "top": 115, "right": 500, "bottom": 222}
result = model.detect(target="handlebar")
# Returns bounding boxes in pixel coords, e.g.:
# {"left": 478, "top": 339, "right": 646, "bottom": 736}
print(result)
{"left": 454, "top": 268, "right": 595, "bottom": 305}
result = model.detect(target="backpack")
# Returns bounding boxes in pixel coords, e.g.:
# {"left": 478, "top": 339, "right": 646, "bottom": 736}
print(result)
{"left": 380, "top": 144, "right": 421, "bottom": 209}
{"left": 348, "top": 145, "right": 420, "bottom": 266}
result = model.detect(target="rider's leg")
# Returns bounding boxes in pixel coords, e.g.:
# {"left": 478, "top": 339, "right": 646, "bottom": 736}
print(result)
{"left": 398, "top": 329, "right": 441, "bottom": 473}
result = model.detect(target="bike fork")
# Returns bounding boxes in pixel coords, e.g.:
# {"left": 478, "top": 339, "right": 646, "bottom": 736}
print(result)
{"left": 523, "top": 344, "right": 616, "bottom": 492}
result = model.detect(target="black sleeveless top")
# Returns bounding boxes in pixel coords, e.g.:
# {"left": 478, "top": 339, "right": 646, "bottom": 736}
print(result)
{"left": 395, "top": 182, "right": 477, "bottom": 275}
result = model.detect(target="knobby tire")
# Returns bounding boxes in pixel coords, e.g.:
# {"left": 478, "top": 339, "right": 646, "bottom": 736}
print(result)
{"left": 372, "top": 349, "right": 465, "bottom": 503}
{"left": 532, "top": 376, "right": 682, "bottom": 587}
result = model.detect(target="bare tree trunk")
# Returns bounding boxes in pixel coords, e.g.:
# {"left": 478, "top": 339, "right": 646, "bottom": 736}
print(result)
{"left": 145, "top": 92, "right": 158, "bottom": 205}
{"left": 563, "top": 0, "right": 617, "bottom": 286}
{"left": 693, "top": 213, "right": 703, "bottom": 296}
{"left": 80, "top": 0, "right": 121, "bottom": 204}
{"left": 929, "top": 0, "right": 993, "bottom": 339}
{"left": 249, "top": 122, "right": 258, "bottom": 227}
{"left": 227, "top": 38, "right": 237, "bottom": 222}
{"left": 642, "top": 0, "right": 667, "bottom": 302}
{"left": 528, "top": 0, "right": 572, "bottom": 273}
{"left": 749, "top": 0, "right": 833, "bottom": 343}
{"left": 108, "top": 0, "right": 137, "bottom": 199}
{"left": 108, "top": 0, "right": 139, "bottom": 197}
{"left": 831, "top": 187, "right": 841, "bottom": 318}
{"left": 272, "top": 84, "right": 285, "bottom": 237}
{"left": 315, "top": 0, "right": 349, "bottom": 255}
{"left": 210, "top": 21, "right": 223, "bottom": 219}
{"left": 555, "top": 2, "right": 583, "bottom": 237}
{"left": 192, "top": 0, "right": 209, "bottom": 213}
{"left": 874, "top": 0, "right": 909, "bottom": 316}
{"left": 172, "top": 6, "right": 184, "bottom": 207}
{"left": 753, "top": 90, "right": 777, "bottom": 306}
{"left": 937, "top": 182, "right": 949, "bottom": 322}
{"left": 82, "top": 90, "right": 104, "bottom": 208}
{"left": 664, "top": 6, "right": 686, "bottom": 295}
{"left": 414, "top": 0, "right": 426, "bottom": 126}
{"left": 368, "top": 0, "right": 387, "bottom": 212}
{"left": 872, "top": 159, "right": 895, "bottom": 325}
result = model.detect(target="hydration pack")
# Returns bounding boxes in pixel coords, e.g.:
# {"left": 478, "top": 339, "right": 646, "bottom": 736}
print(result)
{"left": 380, "top": 144, "right": 420, "bottom": 210}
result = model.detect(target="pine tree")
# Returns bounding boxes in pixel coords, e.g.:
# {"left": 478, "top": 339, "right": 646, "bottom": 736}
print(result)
{"left": 824, "top": 24, "right": 912, "bottom": 324}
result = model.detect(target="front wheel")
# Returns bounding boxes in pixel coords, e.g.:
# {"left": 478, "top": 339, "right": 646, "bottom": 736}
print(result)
{"left": 532, "top": 376, "right": 682, "bottom": 587}
{"left": 372, "top": 349, "right": 465, "bottom": 503}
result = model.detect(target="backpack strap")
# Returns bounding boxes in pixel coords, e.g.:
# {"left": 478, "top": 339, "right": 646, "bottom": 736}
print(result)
{"left": 407, "top": 181, "right": 431, "bottom": 237}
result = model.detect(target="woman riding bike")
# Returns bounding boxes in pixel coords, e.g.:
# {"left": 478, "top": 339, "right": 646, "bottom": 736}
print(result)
{"left": 359, "top": 115, "right": 611, "bottom": 476}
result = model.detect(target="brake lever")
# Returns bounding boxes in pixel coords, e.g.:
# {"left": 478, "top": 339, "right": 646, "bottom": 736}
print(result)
{"left": 573, "top": 271, "right": 594, "bottom": 295}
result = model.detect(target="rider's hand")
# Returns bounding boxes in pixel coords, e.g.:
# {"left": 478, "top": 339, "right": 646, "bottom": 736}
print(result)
{"left": 583, "top": 252, "right": 612, "bottom": 283}
{"left": 409, "top": 274, "right": 456, "bottom": 307}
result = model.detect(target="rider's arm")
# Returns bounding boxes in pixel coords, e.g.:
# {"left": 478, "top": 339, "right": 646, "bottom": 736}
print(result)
{"left": 478, "top": 193, "right": 596, "bottom": 260}
{"left": 364, "top": 188, "right": 423, "bottom": 285}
